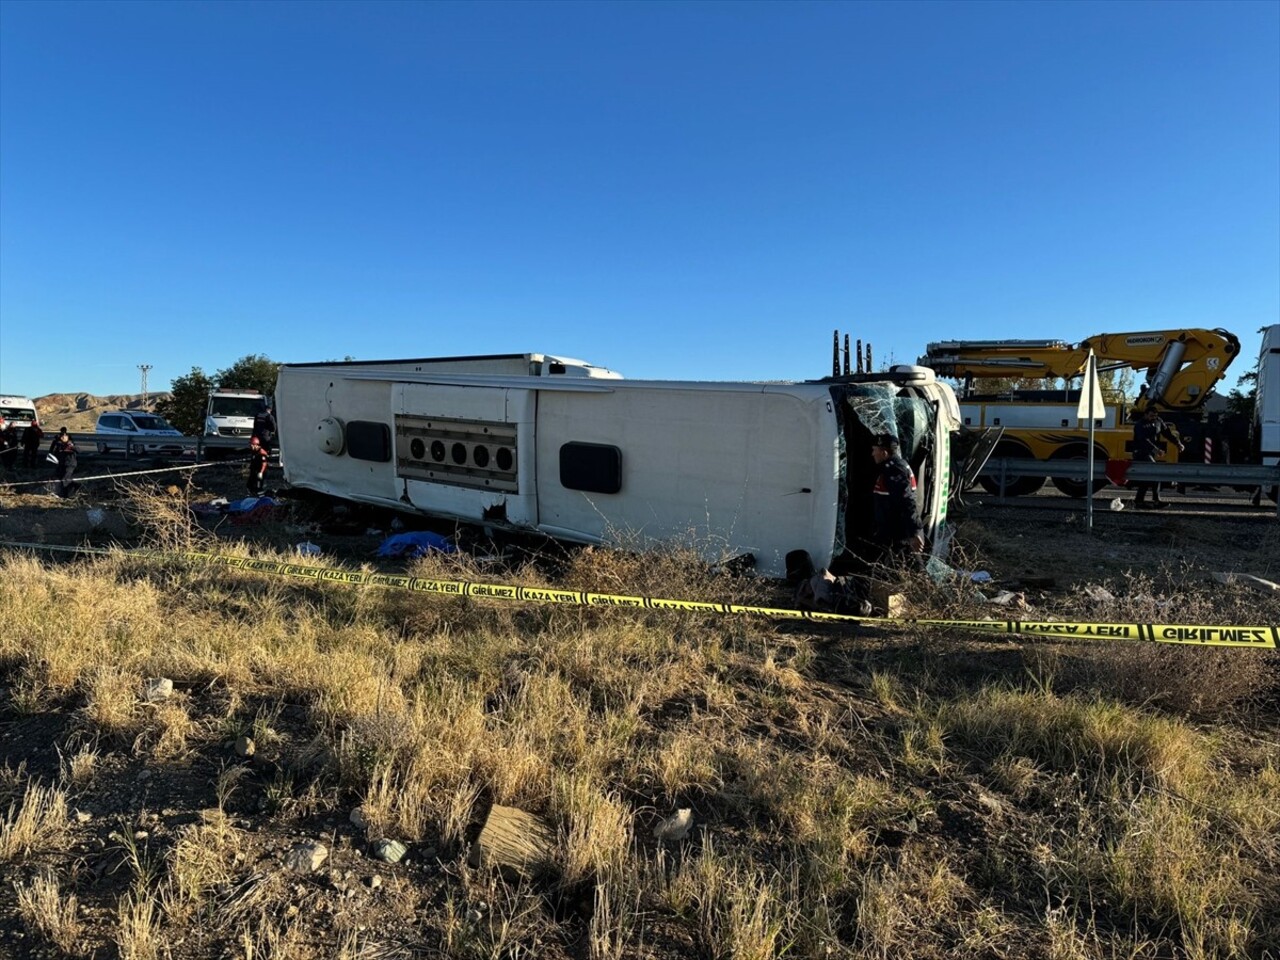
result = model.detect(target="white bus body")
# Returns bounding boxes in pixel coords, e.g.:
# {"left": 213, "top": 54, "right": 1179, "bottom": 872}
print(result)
{"left": 1256, "top": 324, "right": 1280, "bottom": 467}
{"left": 275, "top": 353, "right": 960, "bottom": 578}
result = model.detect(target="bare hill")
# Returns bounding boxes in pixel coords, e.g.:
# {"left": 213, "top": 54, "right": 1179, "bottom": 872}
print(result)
{"left": 34, "top": 392, "right": 171, "bottom": 433}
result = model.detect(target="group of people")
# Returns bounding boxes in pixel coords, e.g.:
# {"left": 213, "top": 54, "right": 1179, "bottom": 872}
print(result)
{"left": 0, "top": 404, "right": 278, "bottom": 499}
{"left": 0, "top": 420, "right": 50, "bottom": 471}
{"left": 0, "top": 420, "right": 79, "bottom": 497}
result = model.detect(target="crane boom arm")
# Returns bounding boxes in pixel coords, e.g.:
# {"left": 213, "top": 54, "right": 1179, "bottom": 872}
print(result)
{"left": 920, "top": 328, "right": 1240, "bottom": 411}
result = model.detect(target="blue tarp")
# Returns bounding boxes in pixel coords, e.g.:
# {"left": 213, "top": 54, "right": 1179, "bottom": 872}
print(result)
{"left": 228, "top": 496, "right": 279, "bottom": 512}
{"left": 375, "top": 531, "right": 456, "bottom": 558}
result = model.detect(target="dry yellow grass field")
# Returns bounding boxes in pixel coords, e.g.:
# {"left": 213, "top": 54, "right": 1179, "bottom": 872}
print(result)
{"left": 1, "top": 473, "right": 1277, "bottom": 959}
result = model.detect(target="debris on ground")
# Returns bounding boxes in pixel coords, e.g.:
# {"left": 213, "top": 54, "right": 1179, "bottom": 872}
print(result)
{"left": 374, "top": 531, "right": 456, "bottom": 559}
{"left": 469, "top": 804, "right": 556, "bottom": 880}
{"left": 988, "top": 590, "right": 1027, "bottom": 608}
{"left": 1211, "top": 571, "right": 1280, "bottom": 594}
{"left": 285, "top": 841, "right": 329, "bottom": 873}
{"left": 653, "top": 808, "right": 694, "bottom": 843}
{"left": 142, "top": 677, "right": 174, "bottom": 702}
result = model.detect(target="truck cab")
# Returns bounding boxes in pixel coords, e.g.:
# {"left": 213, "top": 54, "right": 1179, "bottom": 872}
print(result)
{"left": 205, "top": 390, "right": 269, "bottom": 439}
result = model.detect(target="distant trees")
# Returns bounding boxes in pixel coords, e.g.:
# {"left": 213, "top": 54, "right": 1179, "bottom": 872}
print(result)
{"left": 1225, "top": 370, "right": 1257, "bottom": 421}
{"left": 154, "top": 368, "right": 213, "bottom": 437}
{"left": 154, "top": 355, "right": 282, "bottom": 436}
{"left": 215, "top": 354, "right": 281, "bottom": 395}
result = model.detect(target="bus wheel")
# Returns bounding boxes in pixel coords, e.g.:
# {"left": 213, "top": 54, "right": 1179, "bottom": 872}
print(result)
{"left": 977, "top": 440, "right": 1046, "bottom": 497}
{"left": 1049, "top": 443, "right": 1111, "bottom": 498}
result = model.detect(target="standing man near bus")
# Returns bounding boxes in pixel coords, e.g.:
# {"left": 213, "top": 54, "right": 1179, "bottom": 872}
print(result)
{"left": 870, "top": 433, "right": 925, "bottom": 563}
{"left": 21, "top": 421, "right": 44, "bottom": 468}
{"left": 0, "top": 420, "right": 17, "bottom": 473}
{"left": 252, "top": 401, "right": 277, "bottom": 452}
{"left": 49, "top": 427, "right": 78, "bottom": 497}
{"left": 247, "top": 435, "right": 270, "bottom": 495}
{"left": 1132, "top": 408, "right": 1183, "bottom": 509}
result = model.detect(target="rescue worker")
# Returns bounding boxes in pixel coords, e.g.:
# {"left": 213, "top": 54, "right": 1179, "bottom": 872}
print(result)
{"left": 252, "top": 402, "right": 277, "bottom": 452}
{"left": 1131, "top": 408, "right": 1183, "bottom": 510}
{"left": 870, "top": 433, "right": 924, "bottom": 563}
{"left": 49, "top": 427, "right": 78, "bottom": 497}
{"left": 0, "top": 420, "right": 17, "bottom": 472}
{"left": 246, "top": 435, "right": 269, "bottom": 495}
{"left": 21, "top": 421, "right": 44, "bottom": 468}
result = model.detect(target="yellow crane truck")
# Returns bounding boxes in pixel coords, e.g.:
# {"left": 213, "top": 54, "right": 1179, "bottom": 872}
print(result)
{"left": 920, "top": 328, "right": 1240, "bottom": 497}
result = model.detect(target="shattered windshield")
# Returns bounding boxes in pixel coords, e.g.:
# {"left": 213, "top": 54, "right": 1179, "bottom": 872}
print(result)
{"left": 829, "top": 382, "right": 938, "bottom": 560}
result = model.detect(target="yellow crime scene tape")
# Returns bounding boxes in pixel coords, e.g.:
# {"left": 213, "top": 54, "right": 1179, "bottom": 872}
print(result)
{"left": 1, "top": 540, "right": 1276, "bottom": 649}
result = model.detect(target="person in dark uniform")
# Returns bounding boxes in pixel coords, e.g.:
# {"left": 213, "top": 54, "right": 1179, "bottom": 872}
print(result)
{"left": 246, "top": 435, "right": 269, "bottom": 495}
{"left": 1131, "top": 408, "right": 1183, "bottom": 509}
{"left": 252, "top": 402, "right": 277, "bottom": 452}
{"left": 0, "top": 421, "right": 17, "bottom": 472}
{"left": 870, "top": 433, "right": 924, "bottom": 562}
{"left": 49, "top": 427, "right": 78, "bottom": 497}
{"left": 21, "top": 422, "right": 44, "bottom": 468}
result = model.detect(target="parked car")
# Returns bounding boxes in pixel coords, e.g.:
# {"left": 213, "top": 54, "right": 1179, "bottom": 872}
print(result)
{"left": 94, "top": 411, "right": 189, "bottom": 454}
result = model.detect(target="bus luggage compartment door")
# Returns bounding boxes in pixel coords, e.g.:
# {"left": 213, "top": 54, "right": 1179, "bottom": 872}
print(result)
{"left": 393, "top": 383, "right": 537, "bottom": 528}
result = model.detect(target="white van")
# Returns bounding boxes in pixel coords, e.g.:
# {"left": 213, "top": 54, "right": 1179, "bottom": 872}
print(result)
{"left": 94, "top": 411, "right": 188, "bottom": 454}
{"left": 0, "top": 396, "right": 40, "bottom": 430}
{"left": 205, "top": 390, "right": 269, "bottom": 438}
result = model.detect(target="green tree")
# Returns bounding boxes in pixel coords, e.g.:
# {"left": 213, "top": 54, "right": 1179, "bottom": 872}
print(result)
{"left": 153, "top": 354, "right": 281, "bottom": 436}
{"left": 154, "top": 368, "right": 213, "bottom": 436}
{"left": 1098, "top": 367, "right": 1136, "bottom": 405}
{"left": 216, "top": 354, "right": 281, "bottom": 395}
{"left": 1225, "top": 370, "right": 1257, "bottom": 420}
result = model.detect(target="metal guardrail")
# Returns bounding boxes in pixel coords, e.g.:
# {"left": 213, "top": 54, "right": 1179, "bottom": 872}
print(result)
{"left": 976, "top": 457, "right": 1280, "bottom": 516}
{"left": 60, "top": 433, "right": 259, "bottom": 462}
{"left": 978, "top": 457, "right": 1280, "bottom": 485}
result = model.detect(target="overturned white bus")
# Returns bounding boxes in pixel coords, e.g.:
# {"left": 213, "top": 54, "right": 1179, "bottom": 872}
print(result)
{"left": 274, "top": 353, "right": 960, "bottom": 578}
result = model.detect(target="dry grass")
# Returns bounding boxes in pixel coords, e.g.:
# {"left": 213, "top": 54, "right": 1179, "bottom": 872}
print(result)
{"left": 0, "top": 780, "right": 69, "bottom": 862}
{"left": 0, "top": 515, "right": 1277, "bottom": 958}
{"left": 14, "top": 867, "right": 82, "bottom": 953}
{"left": 116, "top": 478, "right": 208, "bottom": 552}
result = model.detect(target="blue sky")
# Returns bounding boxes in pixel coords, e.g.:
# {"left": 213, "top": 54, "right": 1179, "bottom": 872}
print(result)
{"left": 1, "top": 0, "right": 1276, "bottom": 398}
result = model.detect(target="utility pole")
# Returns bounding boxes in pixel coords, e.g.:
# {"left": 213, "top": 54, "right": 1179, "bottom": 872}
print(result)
{"left": 138, "top": 364, "right": 153, "bottom": 407}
